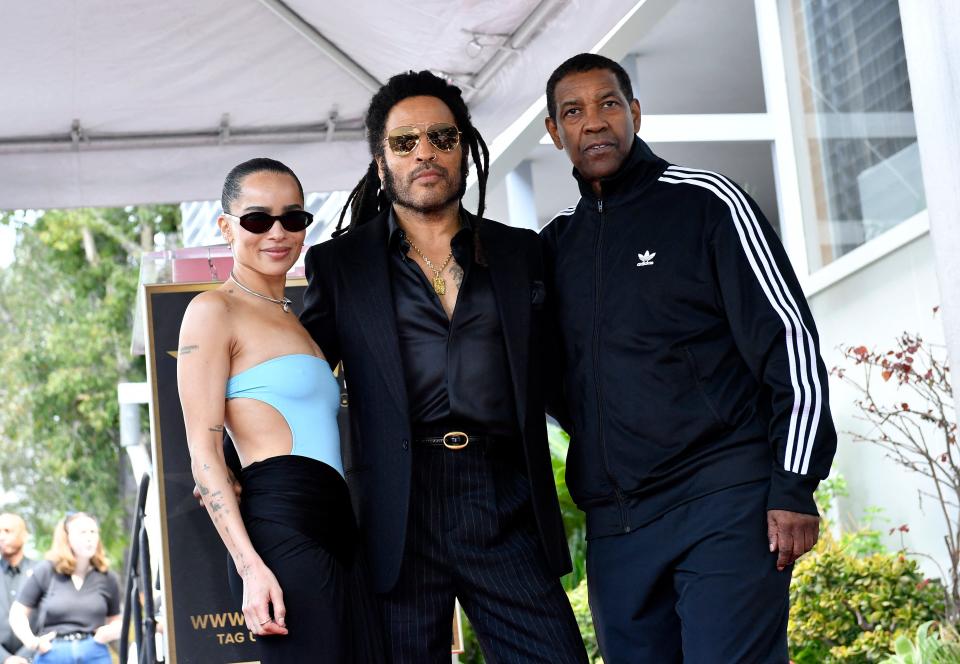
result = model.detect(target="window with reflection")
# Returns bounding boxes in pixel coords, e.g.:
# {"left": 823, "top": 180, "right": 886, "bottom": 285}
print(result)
{"left": 781, "top": 0, "right": 925, "bottom": 270}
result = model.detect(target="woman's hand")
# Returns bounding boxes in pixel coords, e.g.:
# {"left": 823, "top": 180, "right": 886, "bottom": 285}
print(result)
{"left": 240, "top": 559, "right": 288, "bottom": 637}
{"left": 93, "top": 624, "right": 114, "bottom": 644}
{"left": 34, "top": 631, "right": 56, "bottom": 653}
{"left": 92, "top": 615, "right": 122, "bottom": 644}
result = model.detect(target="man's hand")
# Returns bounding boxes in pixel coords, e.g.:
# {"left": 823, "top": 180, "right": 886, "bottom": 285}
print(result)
{"left": 767, "top": 509, "right": 820, "bottom": 571}
{"left": 4, "top": 655, "right": 30, "bottom": 664}
{"left": 193, "top": 469, "right": 241, "bottom": 507}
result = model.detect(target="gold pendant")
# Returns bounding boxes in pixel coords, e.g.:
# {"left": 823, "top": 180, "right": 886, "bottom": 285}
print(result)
{"left": 432, "top": 274, "right": 446, "bottom": 296}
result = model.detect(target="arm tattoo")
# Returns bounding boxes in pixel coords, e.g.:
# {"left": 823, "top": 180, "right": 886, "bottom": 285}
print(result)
{"left": 198, "top": 482, "right": 210, "bottom": 496}
{"left": 450, "top": 261, "right": 464, "bottom": 289}
{"left": 208, "top": 425, "right": 224, "bottom": 432}
{"left": 179, "top": 345, "right": 199, "bottom": 355}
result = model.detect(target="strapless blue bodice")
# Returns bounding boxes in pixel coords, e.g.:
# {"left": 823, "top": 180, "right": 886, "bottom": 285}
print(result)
{"left": 225, "top": 354, "right": 343, "bottom": 477}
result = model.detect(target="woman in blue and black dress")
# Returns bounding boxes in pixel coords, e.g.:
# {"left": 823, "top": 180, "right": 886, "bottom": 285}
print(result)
{"left": 177, "top": 158, "right": 381, "bottom": 663}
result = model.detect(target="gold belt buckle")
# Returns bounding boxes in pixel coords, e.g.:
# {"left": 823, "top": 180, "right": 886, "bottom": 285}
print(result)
{"left": 442, "top": 431, "right": 469, "bottom": 450}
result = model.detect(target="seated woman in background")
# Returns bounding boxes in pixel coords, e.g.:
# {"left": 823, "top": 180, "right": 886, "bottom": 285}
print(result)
{"left": 8, "top": 512, "right": 120, "bottom": 664}
{"left": 177, "top": 158, "right": 381, "bottom": 663}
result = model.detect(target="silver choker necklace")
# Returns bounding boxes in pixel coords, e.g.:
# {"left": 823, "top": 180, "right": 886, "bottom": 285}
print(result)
{"left": 230, "top": 270, "right": 292, "bottom": 313}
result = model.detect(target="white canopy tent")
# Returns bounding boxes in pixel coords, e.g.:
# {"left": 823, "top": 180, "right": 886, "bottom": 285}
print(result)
{"left": 0, "top": 0, "right": 642, "bottom": 211}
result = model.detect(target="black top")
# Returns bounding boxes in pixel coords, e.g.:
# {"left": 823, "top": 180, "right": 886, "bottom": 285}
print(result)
{"left": 17, "top": 561, "right": 121, "bottom": 635}
{"left": 539, "top": 137, "right": 836, "bottom": 537}
{"left": 1, "top": 556, "right": 38, "bottom": 657}
{"left": 388, "top": 210, "right": 519, "bottom": 437}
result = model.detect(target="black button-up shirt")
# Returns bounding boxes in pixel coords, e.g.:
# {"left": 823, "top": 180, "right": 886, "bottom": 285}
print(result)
{"left": 1, "top": 556, "right": 38, "bottom": 658}
{"left": 388, "top": 210, "right": 519, "bottom": 437}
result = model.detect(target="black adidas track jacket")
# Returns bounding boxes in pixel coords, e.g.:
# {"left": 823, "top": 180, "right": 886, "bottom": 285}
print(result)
{"left": 539, "top": 138, "right": 836, "bottom": 539}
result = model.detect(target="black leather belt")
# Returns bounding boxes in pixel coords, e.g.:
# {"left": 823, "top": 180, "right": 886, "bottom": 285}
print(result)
{"left": 55, "top": 631, "right": 93, "bottom": 641}
{"left": 413, "top": 431, "right": 495, "bottom": 450}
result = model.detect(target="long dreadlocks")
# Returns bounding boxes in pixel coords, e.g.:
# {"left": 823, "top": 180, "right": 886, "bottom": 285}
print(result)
{"left": 334, "top": 70, "right": 490, "bottom": 237}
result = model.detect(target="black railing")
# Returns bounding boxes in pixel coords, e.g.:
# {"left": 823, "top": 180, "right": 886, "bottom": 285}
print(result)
{"left": 120, "top": 473, "right": 159, "bottom": 664}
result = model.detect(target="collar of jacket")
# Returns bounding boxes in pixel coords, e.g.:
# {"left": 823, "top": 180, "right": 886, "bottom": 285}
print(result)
{"left": 572, "top": 136, "right": 669, "bottom": 204}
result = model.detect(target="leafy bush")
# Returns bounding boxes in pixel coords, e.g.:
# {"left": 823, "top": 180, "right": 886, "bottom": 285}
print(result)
{"left": 790, "top": 533, "right": 945, "bottom": 663}
{"left": 548, "top": 424, "right": 587, "bottom": 591}
{"left": 567, "top": 579, "right": 603, "bottom": 663}
{"left": 816, "top": 474, "right": 890, "bottom": 558}
{"left": 460, "top": 615, "right": 483, "bottom": 664}
{"left": 881, "top": 621, "right": 960, "bottom": 664}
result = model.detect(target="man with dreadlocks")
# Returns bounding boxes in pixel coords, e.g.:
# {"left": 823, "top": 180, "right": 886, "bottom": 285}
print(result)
{"left": 301, "top": 71, "right": 588, "bottom": 663}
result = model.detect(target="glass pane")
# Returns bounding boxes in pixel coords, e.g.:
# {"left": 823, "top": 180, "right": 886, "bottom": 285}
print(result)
{"left": 782, "top": 0, "right": 926, "bottom": 270}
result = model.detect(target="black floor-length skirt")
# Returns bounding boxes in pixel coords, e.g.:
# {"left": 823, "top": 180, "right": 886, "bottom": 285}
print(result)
{"left": 228, "top": 455, "right": 384, "bottom": 663}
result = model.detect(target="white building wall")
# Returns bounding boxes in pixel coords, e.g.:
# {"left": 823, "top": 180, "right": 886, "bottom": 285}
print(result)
{"left": 810, "top": 233, "right": 949, "bottom": 576}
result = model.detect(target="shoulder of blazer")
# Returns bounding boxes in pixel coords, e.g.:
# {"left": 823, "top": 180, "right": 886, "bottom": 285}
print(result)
{"left": 337, "top": 209, "right": 390, "bottom": 251}
{"left": 303, "top": 238, "right": 335, "bottom": 289}
{"left": 307, "top": 209, "right": 390, "bottom": 264}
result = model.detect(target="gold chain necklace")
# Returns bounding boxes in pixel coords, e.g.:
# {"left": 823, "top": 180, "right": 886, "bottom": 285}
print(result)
{"left": 405, "top": 236, "right": 454, "bottom": 296}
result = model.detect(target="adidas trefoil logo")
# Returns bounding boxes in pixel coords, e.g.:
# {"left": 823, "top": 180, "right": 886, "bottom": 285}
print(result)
{"left": 636, "top": 250, "right": 656, "bottom": 267}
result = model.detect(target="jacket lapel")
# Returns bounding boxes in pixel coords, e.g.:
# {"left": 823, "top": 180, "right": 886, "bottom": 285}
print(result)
{"left": 341, "top": 212, "right": 410, "bottom": 413}
{"left": 480, "top": 219, "right": 531, "bottom": 430}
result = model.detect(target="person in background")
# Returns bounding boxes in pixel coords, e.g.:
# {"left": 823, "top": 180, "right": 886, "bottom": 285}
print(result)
{"left": 9, "top": 512, "right": 121, "bottom": 664}
{"left": 0, "top": 513, "right": 38, "bottom": 664}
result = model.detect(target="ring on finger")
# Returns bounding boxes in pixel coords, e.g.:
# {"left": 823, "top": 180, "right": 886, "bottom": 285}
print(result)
{"left": 259, "top": 618, "right": 272, "bottom": 626}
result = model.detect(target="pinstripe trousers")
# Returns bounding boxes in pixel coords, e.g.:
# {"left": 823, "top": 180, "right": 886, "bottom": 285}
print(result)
{"left": 378, "top": 442, "right": 588, "bottom": 664}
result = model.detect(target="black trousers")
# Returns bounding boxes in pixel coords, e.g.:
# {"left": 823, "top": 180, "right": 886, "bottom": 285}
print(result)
{"left": 229, "top": 456, "right": 384, "bottom": 663}
{"left": 587, "top": 480, "right": 792, "bottom": 664}
{"left": 379, "top": 441, "right": 588, "bottom": 664}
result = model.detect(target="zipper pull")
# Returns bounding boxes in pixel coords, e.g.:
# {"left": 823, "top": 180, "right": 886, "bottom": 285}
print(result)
{"left": 598, "top": 200, "right": 603, "bottom": 214}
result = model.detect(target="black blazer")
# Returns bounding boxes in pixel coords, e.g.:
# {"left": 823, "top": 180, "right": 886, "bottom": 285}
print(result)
{"left": 301, "top": 209, "right": 572, "bottom": 594}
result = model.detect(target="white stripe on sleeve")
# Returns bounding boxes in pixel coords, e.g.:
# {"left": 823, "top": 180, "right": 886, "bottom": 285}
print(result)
{"left": 659, "top": 166, "right": 823, "bottom": 474}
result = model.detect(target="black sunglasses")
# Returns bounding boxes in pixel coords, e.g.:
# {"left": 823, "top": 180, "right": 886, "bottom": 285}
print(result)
{"left": 385, "top": 122, "right": 462, "bottom": 156}
{"left": 224, "top": 210, "right": 313, "bottom": 234}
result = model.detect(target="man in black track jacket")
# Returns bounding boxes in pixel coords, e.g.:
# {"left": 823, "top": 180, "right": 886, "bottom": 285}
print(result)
{"left": 539, "top": 53, "right": 837, "bottom": 663}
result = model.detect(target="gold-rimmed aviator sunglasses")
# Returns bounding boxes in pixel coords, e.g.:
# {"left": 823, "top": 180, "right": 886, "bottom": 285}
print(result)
{"left": 385, "top": 122, "right": 462, "bottom": 156}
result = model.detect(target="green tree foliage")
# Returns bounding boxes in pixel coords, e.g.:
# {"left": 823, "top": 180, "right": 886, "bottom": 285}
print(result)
{"left": 0, "top": 205, "right": 179, "bottom": 563}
